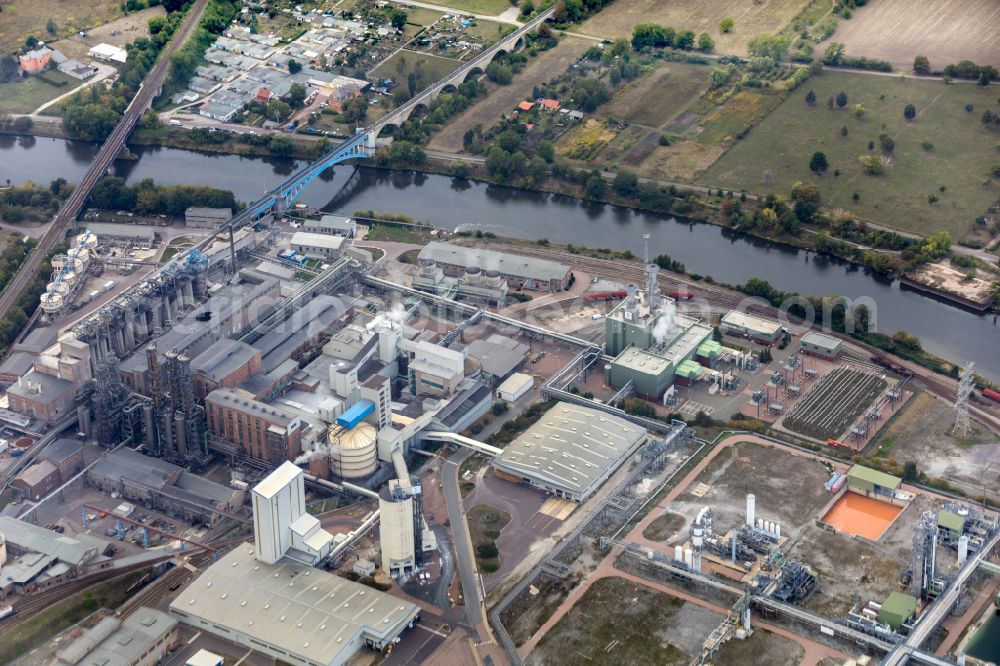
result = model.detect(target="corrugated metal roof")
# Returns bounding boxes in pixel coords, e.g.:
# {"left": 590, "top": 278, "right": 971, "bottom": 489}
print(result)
{"left": 938, "top": 510, "right": 964, "bottom": 532}
{"left": 847, "top": 464, "right": 901, "bottom": 490}
{"left": 419, "top": 242, "right": 570, "bottom": 283}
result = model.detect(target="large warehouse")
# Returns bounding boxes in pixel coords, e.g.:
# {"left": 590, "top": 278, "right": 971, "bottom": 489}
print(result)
{"left": 417, "top": 242, "right": 571, "bottom": 292}
{"left": 491, "top": 402, "right": 647, "bottom": 502}
{"left": 720, "top": 311, "right": 783, "bottom": 344}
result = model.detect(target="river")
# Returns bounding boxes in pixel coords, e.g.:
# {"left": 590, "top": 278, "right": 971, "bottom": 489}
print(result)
{"left": 2, "top": 136, "right": 997, "bottom": 379}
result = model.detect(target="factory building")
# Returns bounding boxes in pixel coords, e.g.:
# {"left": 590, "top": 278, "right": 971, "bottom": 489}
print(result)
{"left": 290, "top": 231, "right": 347, "bottom": 260}
{"left": 878, "top": 592, "right": 917, "bottom": 630}
{"left": 55, "top": 607, "right": 179, "bottom": 666}
{"left": 0, "top": 327, "right": 57, "bottom": 382}
{"left": 412, "top": 259, "right": 508, "bottom": 306}
{"left": 496, "top": 372, "right": 533, "bottom": 402}
{"left": 846, "top": 465, "right": 901, "bottom": 498}
{"left": 417, "top": 242, "right": 571, "bottom": 292}
{"left": 492, "top": 402, "right": 647, "bottom": 502}
{"left": 205, "top": 388, "right": 304, "bottom": 464}
{"left": 184, "top": 206, "right": 232, "bottom": 229}
{"left": 12, "top": 460, "right": 61, "bottom": 501}
{"left": 85, "top": 449, "right": 242, "bottom": 527}
{"left": 300, "top": 214, "right": 357, "bottom": 238}
{"left": 0, "top": 517, "right": 110, "bottom": 597}
{"left": 191, "top": 339, "right": 263, "bottom": 401}
{"left": 463, "top": 334, "right": 529, "bottom": 382}
{"left": 169, "top": 462, "right": 419, "bottom": 666}
{"left": 720, "top": 311, "right": 783, "bottom": 344}
{"left": 405, "top": 340, "right": 465, "bottom": 397}
{"left": 6, "top": 371, "right": 77, "bottom": 423}
{"left": 39, "top": 438, "right": 85, "bottom": 484}
{"left": 250, "top": 294, "right": 347, "bottom": 373}
{"left": 86, "top": 222, "right": 156, "bottom": 249}
{"left": 604, "top": 285, "right": 713, "bottom": 399}
{"left": 799, "top": 331, "right": 843, "bottom": 359}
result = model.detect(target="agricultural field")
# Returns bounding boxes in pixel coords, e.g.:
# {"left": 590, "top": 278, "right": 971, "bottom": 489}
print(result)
{"left": 528, "top": 576, "right": 718, "bottom": 666}
{"left": 401, "top": 0, "right": 515, "bottom": 16}
{"left": 0, "top": 71, "right": 76, "bottom": 114}
{"left": 783, "top": 368, "right": 887, "bottom": 441}
{"left": 573, "top": 0, "right": 814, "bottom": 57}
{"left": 47, "top": 5, "right": 165, "bottom": 61}
{"left": 700, "top": 72, "right": 1000, "bottom": 238}
{"left": 370, "top": 49, "right": 462, "bottom": 89}
{"left": 426, "top": 37, "right": 591, "bottom": 153}
{"left": 872, "top": 392, "right": 1000, "bottom": 502}
{"left": 820, "top": 0, "right": 1000, "bottom": 70}
{"left": 0, "top": 0, "right": 123, "bottom": 53}
{"left": 603, "top": 62, "right": 710, "bottom": 129}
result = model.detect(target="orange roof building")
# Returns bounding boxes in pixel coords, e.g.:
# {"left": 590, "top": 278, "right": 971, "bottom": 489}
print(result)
{"left": 540, "top": 98, "right": 560, "bottom": 111}
{"left": 517, "top": 101, "right": 534, "bottom": 111}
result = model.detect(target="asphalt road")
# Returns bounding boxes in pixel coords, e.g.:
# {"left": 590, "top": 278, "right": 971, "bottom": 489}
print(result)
{"left": 0, "top": 0, "right": 211, "bottom": 331}
{"left": 442, "top": 447, "right": 483, "bottom": 629}
{"left": 430, "top": 523, "right": 456, "bottom": 611}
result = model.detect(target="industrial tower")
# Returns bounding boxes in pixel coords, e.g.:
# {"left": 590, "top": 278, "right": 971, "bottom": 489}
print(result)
{"left": 643, "top": 233, "right": 659, "bottom": 306}
{"left": 953, "top": 362, "right": 974, "bottom": 437}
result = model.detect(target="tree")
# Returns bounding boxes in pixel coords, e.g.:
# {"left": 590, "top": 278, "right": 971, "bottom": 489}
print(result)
{"left": 903, "top": 103, "right": 916, "bottom": 120}
{"left": 287, "top": 82, "right": 307, "bottom": 108}
{"left": 342, "top": 96, "right": 367, "bottom": 123}
{"left": 537, "top": 140, "right": 555, "bottom": 163}
{"left": 835, "top": 90, "right": 848, "bottom": 108}
{"left": 697, "top": 32, "right": 714, "bottom": 52}
{"left": 486, "top": 61, "right": 512, "bottom": 84}
{"left": 584, "top": 170, "right": 605, "bottom": 199}
{"left": 809, "top": 151, "right": 829, "bottom": 173}
{"left": 268, "top": 135, "right": 294, "bottom": 157}
{"left": 676, "top": 29, "right": 696, "bottom": 50}
{"left": 266, "top": 99, "right": 291, "bottom": 121}
{"left": 859, "top": 155, "right": 883, "bottom": 175}
{"left": 288, "top": 59, "right": 302, "bottom": 74}
{"left": 791, "top": 181, "right": 821, "bottom": 203}
{"left": 612, "top": 170, "right": 638, "bottom": 197}
{"left": 0, "top": 55, "right": 17, "bottom": 82}
{"left": 622, "top": 398, "right": 656, "bottom": 418}
{"left": 747, "top": 33, "right": 789, "bottom": 60}
{"left": 852, "top": 103, "right": 865, "bottom": 118}
{"left": 389, "top": 9, "right": 407, "bottom": 29}
{"left": 25, "top": 35, "right": 38, "bottom": 49}
{"left": 719, "top": 17, "right": 734, "bottom": 33}
{"left": 805, "top": 89, "right": 816, "bottom": 105}
{"left": 913, "top": 54, "right": 930, "bottom": 75}
{"left": 822, "top": 41, "right": 845, "bottom": 66}
{"left": 631, "top": 23, "right": 670, "bottom": 49}
{"left": 840, "top": 125, "right": 849, "bottom": 137}
{"left": 977, "top": 71, "right": 990, "bottom": 87}
{"left": 387, "top": 140, "right": 425, "bottom": 165}
{"left": 902, "top": 461, "right": 919, "bottom": 481}
{"left": 572, "top": 77, "right": 610, "bottom": 112}
{"left": 46, "top": 18, "right": 57, "bottom": 35}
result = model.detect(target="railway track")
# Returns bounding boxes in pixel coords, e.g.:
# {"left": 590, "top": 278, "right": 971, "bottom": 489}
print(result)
{"left": 0, "top": 0, "right": 210, "bottom": 336}
{"left": 482, "top": 239, "right": 1000, "bottom": 430}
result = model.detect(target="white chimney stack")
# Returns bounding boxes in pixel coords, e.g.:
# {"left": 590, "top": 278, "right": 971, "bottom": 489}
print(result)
{"left": 746, "top": 493, "right": 756, "bottom": 527}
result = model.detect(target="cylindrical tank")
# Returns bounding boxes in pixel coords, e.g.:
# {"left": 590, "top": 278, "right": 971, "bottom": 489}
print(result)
{"left": 604, "top": 363, "right": 612, "bottom": 384}
{"left": 40, "top": 291, "right": 64, "bottom": 313}
{"left": 692, "top": 526, "right": 703, "bottom": 548}
{"left": 465, "top": 266, "right": 481, "bottom": 276}
{"left": 746, "top": 493, "right": 756, "bottom": 527}
{"left": 77, "top": 404, "right": 92, "bottom": 437}
{"left": 766, "top": 521, "right": 774, "bottom": 535}
{"left": 62, "top": 270, "right": 77, "bottom": 286}
{"left": 958, "top": 535, "right": 969, "bottom": 565}
{"left": 775, "top": 523, "right": 781, "bottom": 539}
{"left": 328, "top": 423, "right": 378, "bottom": 479}
{"left": 674, "top": 545, "right": 683, "bottom": 562}
{"left": 684, "top": 548, "right": 693, "bottom": 567}
{"left": 142, "top": 404, "right": 155, "bottom": 450}
{"left": 0, "top": 532, "right": 6, "bottom": 568}
{"left": 174, "top": 413, "right": 187, "bottom": 457}
{"left": 757, "top": 518, "right": 764, "bottom": 530}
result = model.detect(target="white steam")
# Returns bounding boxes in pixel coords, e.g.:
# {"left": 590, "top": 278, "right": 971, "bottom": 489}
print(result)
{"left": 652, "top": 298, "right": 676, "bottom": 346}
{"left": 295, "top": 443, "right": 333, "bottom": 465}
{"left": 366, "top": 302, "right": 407, "bottom": 330}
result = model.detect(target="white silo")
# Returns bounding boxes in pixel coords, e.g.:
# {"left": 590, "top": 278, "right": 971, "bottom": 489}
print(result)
{"left": 746, "top": 493, "right": 756, "bottom": 527}
{"left": 757, "top": 518, "right": 764, "bottom": 530}
{"left": 775, "top": 523, "right": 781, "bottom": 539}
{"left": 684, "top": 548, "right": 693, "bottom": 568}
{"left": 958, "top": 535, "right": 969, "bottom": 565}
{"left": 0, "top": 531, "right": 6, "bottom": 568}
{"left": 674, "top": 545, "right": 683, "bottom": 562}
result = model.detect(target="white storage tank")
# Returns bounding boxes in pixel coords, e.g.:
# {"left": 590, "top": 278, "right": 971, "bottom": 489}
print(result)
{"left": 674, "top": 545, "right": 683, "bottom": 562}
{"left": 328, "top": 423, "right": 378, "bottom": 479}
{"left": 40, "top": 291, "right": 64, "bottom": 313}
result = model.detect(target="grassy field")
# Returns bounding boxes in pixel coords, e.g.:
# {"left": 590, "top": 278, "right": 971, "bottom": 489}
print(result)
{"left": 403, "top": 0, "right": 514, "bottom": 16}
{"left": 427, "top": 38, "right": 591, "bottom": 153}
{"left": 48, "top": 6, "right": 164, "bottom": 61}
{"left": 0, "top": 570, "right": 145, "bottom": 664}
{"left": 403, "top": 7, "right": 446, "bottom": 38}
{"left": 822, "top": 0, "right": 1000, "bottom": 70}
{"left": 371, "top": 50, "right": 462, "bottom": 89}
{"left": 574, "top": 0, "right": 813, "bottom": 56}
{"left": 467, "top": 504, "right": 511, "bottom": 573}
{"left": 529, "top": 576, "right": 688, "bottom": 666}
{"left": 604, "top": 62, "right": 709, "bottom": 128}
{"left": 0, "top": 71, "right": 76, "bottom": 114}
{"left": 701, "top": 72, "right": 1000, "bottom": 238}
{"left": 0, "top": 0, "right": 123, "bottom": 53}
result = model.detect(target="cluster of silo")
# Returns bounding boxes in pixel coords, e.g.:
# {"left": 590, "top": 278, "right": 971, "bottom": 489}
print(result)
{"left": 41, "top": 232, "right": 97, "bottom": 315}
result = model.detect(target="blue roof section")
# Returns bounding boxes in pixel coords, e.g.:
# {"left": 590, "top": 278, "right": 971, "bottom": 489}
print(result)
{"left": 337, "top": 399, "right": 376, "bottom": 429}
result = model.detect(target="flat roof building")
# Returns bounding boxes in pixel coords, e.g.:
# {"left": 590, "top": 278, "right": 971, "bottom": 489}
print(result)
{"left": 0, "top": 516, "right": 106, "bottom": 572}
{"left": 496, "top": 372, "right": 533, "bottom": 402}
{"left": 800, "top": 331, "right": 843, "bottom": 359}
{"left": 290, "top": 232, "right": 347, "bottom": 259}
{"left": 86, "top": 222, "right": 155, "bottom": 248}
{"left": 720, "top": 311, "right": 783, "bottom": 344}
{"left": 847, "top": 464, "right": 901, "bottom": 497}
{"left": 464, "top": 333, "right": 529, "bottom": 381}
{"left": 417, "top": 242, "right": 570, "bottom": 292}
{"left": 206, "top": 388, "right": 304, "bottom": 463}
{"left": 185, "top": 206, "right": 232, "bottom": 229}
{"left": 492, "top": 402, "right": 647, "bottom": 502}
{"left": 7, "top": 370, "right": 76, "bottom": 423}
{"left": 56, "top": 607, "right": 179, "bottom": 666}
{"left": 191, "top": 338, "right": 262, "bottom": 401}
{"left": 168, "top": 547, "right": 420, "bottom": 666}
{"left": 300, "top": 215, "right": 357, "bottom": 237}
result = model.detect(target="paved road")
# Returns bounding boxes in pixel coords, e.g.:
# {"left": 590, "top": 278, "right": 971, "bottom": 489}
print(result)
{"left": 0, "top": 0, "right": 210, "bottom": 329}
{"left": 442, "top": 447, "right": 483, "bottom": 629}
{"left": 430, "top": 523, "right": 456, "bottom": 611}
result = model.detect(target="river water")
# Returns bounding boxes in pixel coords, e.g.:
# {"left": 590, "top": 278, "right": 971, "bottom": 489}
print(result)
{"left": 2, "top": 136, "right": 997, "bottom": 379}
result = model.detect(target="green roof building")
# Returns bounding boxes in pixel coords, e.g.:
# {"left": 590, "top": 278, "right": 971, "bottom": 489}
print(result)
{"left": 878, "top": 591, "right": 917, "bottom": 630}
{"left": 847, "top": 465, "right": 902, "bottom": 495}
{"left": 938, "top": 511, "right": 965, "bottom": 541}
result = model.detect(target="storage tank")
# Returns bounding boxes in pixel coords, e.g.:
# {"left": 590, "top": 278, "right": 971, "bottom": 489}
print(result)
{"left": 684, "top": 548, "right": 693, "bottom": 567}
{"left": 674, "top": 545, "right": 683, "bottom": 562}
{"left": 40, "top": 290, "right": 64, "bottom": 314}
{"left": 757, "top": 518, "right": 764, "bottom": 530}
{"left": 746, "top": 493, "right": 756, "bottom": 527}
{"left": 328, "top": 423, "right": 378, "bottom": 479}
{"left": 958, "top": 535, "right": 969, "bottom": 565}
{"left": 378, "top": 485, "right": 415, "bottom": 575}
{"left": 0, "top": 532, "right": 6, "bottom": 568}
{"left": 775, "top": 523, "right": 781, "bottom": 539}
{"left": 692, "top": 526, "right": 703, "bottom": 548}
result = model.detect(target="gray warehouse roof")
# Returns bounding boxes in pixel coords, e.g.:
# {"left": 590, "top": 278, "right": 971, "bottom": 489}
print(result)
{"left": 88, "top": 447, "right": 179, "bottom": 490}
{"left": 40, "top": 437, "right": 83, "bottom": 465}
{"left": 85, "top": 222, "right": 155, "bottom": 240}
{"left": 168, "top": 547, "right": 419, "bottom": 666}
{"left": 493, "top": 402, "right": 647, "bottom": 500}
{"left": 192, "top": 338, "right": 260, "bottom": 381}
{"left": 186, "top": 206, "right": 232, "bottom": 220}
{"left": 206, "top": 388, "right": 300, "bottom": 427}
{"left": 418, "top": 242, "right": 570, "bottom": 282}
{"left": 7, "top": 370, "right": 74, "bottom": 404}
{"left": 0, "top": 516, "right": 106, "bottom": 566}
{"left": 463, "top": 333, "right": 529, "bottom": 379}
{"left": 57, "top": 607, "right": 176, "bottom": 666}
{"left": 252, "top": 294, "right": 347, "bottom": 372}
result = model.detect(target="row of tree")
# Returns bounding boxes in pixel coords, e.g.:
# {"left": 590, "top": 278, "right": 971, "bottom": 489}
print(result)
{"left": 87, "top": 177, "right": 238, "bottom": 215}
{"left": 631, "top": 23, "right": 714, "bottom": 52}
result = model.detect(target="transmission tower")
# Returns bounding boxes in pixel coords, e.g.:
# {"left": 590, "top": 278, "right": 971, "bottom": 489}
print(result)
{"left": 954, "top": 362, "right": 974, "bottom": 437}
